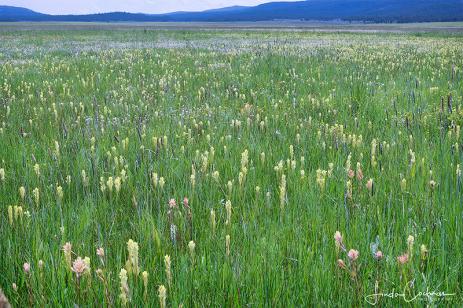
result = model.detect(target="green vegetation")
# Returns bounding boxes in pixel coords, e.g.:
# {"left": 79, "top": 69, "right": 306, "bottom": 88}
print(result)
{"left": 0, "top": 28, "right": 462, "bottom": 306}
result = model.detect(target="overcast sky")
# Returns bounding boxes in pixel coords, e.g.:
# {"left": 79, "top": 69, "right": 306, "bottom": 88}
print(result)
{"left": 1, "top": 0, "right": 301, "bottom": 14}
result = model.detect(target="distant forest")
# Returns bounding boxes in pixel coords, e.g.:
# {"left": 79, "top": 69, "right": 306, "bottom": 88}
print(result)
{"left": 1, "top": 0, "right": 463, "bottom": 23}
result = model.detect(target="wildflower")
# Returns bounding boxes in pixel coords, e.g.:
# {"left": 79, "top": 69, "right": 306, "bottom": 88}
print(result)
{"left": 366, "top": 178, "right": 374, "bottom": 193}
{"left": 188, "top": 240, "right": 196, "bottom": 258}
{"left": 190, "top": 173, "right": 196, "bottom": 187}
{"left": 122, "top": 137, "right": 129, "bottom": 150}
{"left": 164, "top": 255, "right": 172, "bottom": 287}
{"left": 38, "top": 260, "right": 44, "bottom": 270}
{"left": 356, "top": 163, "right": 363, "bottom": 181}
{"left": 347, "top": 169, "right": 355, "bottom": 179}
{"left": 334, "top": 231, "right": 344, "bottom": 251}
{"left": 126, "top": 239, "right": 139, "bottom": 276}
{"left": 407, "top": 235, "right": 414, "bottom": 248}
{"left": 225, "top": 235, "right": 231, "bottom": 256}
{"left": 429, "top": 180, "right": 437, "bottom": 190}
{"left": 238, "top": 170, "right": 246, "bottom": 186}
{"left": 397, "top": 253, "right": 409, "bottom": 265}
{"left": 183, "top": 197, "right": 189, "bottom": 208}
{"left": 0, "top": 168, "right": 5, "bottom": 181}
{"left": 14, "top": 205, "right": 23, "bottom": 222}
{"left": 400, "top": 178, "right": 407, "bottom": 191}
{"left": 346, "top": 153, "right": 352, "bottom": 172}
{"left": 106, "top": 177, "right": 114, "bottom": 192}
{"left": 19, "top": 186, "right": 26, "bottom": 200}
{"left": 63, "top": 242, "right": 72, "bottom": 268}
{"left": 100, "top": 177, "right": 106, "bottom": 193}
{"left": 158, "top": 285, "right": 167, "bottom": 308}
{"left": 374, "top": 251, "right": 383, "bottom": 260}
{"left": 152, "top": 172, "right": 159, "bottom": 188}
{"left": 316, "top": 169, "right": 327, "bottom": 190}
{"left": 119, "top": 268, "right": 129, "bottom": 305}
{"left": 142, "top": 271, "right": 149, "bottom": 296}
{"left": 260, "top": 152, "right": 265, "bottom": 163}
{"left": 32, "top": 187, "right": 39, "bottom": 206}
{"left": 337, "top": 259, "right": 347, "bottom": 269}
{"left": 279, "top": 174, "right": 287, "bottom": 209}
{"left": 241, "top": 149, "right": 249, "bottom": 171}
{"left": 409, "top": 149, "right": 416, "bottom": 166}
{"left": 159, "top": 177, "right": 165, "bottom": 189}
{"left": 12, "top": 283, "right": 17, "bottom": 291}
{"left": 227, "top": 181, "right": 233, "bottom": 195}
{"left": 81, "top": 170, "right": 89, "bottom": 187}
{"left": 34, "top": 163, "right": 40, "bottom": 176}
{"left": 212, "top": 170, "right": 220, "bottom": 182}
{"left": 348, "top": 249, "right": 359, "bottom": 261}
{"left": 114, "top": 177, "right": 121, "bottom": 193}
{"left": 169, "top": 198, "right": 177, "bottom": 208}
{"left": 54, "top": 140, "right": 60, "bottom": 158}
{"left": 72, "top": 257, "right": 87, "bottom": 278}
{"left": 120, "top": 169, "right": 127, "bottom": 182}
{"left": 8, "top": 205, "right": 13, "bottom": 225}
{"left": 328, "top": 163, "right": 334, "bottom": 177}
{"left": 346, "top": 180, "right": 353, "bottom": 199}
{"left": 23, "top": 262, "right": 31, "bottom": 274}
{"left": 56, "top": 185, "right": 63, "bottom": 202}
{"left": 96, "top": 247, "right": 105, "bottom": 258}
{"left": 225, "top": 200, "right": 232, "bottom": 225}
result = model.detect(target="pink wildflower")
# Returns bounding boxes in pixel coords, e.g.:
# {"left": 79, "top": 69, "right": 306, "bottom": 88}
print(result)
{"left": 72, "top": 257, "right": 87, "bottom": 278}
{"left": 397, "top": 253, "right": 409, "bottom": 265}
{"left": 23, "top": 262, "right": 31, "bottom": 274}
{"left": 96, "top": 247, "right": 105, "bottom": 258}
{"left": 374, "top": 251, "right": 383, "bottom": 260}
{"left": 348, "top": 249, "right": 359, "bottom": 261}
{"left": 168, "top": 198, "right": 177, "bottom": 208}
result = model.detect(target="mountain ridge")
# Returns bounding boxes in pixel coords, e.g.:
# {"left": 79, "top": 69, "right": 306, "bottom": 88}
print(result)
{"left": 1, "top": 1, "right": 462, "bottom": 23}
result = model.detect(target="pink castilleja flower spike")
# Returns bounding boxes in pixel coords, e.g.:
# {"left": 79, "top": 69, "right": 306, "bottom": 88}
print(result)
{"left": 348, "top": 169, "right": 355, "bottom": 179}
{"left": 348, "top": 249, "right": 359, "bottom": 261}
{"left": 334, "top": 231, "right": 342, "bottom": 243}
{"left": 96, "top": 247, "right": 105, "bottom": 258}
{"left": 334, "top": 231, "right": 345, "bottom": 251}
{"left": 356, "top": 168, "right": 363, "bottom": 181}
{"left": 374, "top": 251, "right": 383, "bottom": 260}
{"left": 72, "top": 257, "right": 87, "bottom": 278}
{"left": 62, "top": 242, "right": 72, "bottom": 253}
{"left": 337, "top": 259, "right": 347, "bottom": 269}
{"left": 183, "top": 197, "right": 189, "bottom": 207}
{"left": 23, "top": 262, "right": 31, "bottom": 274}
{"left": 397, "top": 253, "right": 409, "bottom": 265}
{"left": 169, "top": 198, "right": 177, "bottom": 208}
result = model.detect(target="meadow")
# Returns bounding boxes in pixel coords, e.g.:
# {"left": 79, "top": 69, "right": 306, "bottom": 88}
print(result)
{"left": 0, "top": 25, "right": 462, "bottom": 306}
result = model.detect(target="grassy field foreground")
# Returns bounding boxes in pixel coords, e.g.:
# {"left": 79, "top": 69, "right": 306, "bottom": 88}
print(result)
{"left": 0, "top": 28, "right": 462, "bottom": 306}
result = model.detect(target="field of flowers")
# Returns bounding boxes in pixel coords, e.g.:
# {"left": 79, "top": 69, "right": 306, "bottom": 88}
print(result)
{"left": 0, "top": 28, "right": 462, "bottom": 306}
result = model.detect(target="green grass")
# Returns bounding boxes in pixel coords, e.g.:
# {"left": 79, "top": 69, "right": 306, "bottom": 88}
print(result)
{"left": 0, "top": 28, "right": 462, "bottom": 307}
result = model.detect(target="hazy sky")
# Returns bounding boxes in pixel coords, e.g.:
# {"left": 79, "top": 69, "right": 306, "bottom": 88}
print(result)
{"left": 1, "top": 0, "right": 301, "bottom": 14}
